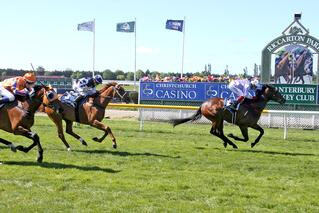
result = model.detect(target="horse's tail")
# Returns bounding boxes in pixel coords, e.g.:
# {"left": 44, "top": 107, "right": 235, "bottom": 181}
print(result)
{"left": 169, "top": 107, "right": 202, "bottom": 127}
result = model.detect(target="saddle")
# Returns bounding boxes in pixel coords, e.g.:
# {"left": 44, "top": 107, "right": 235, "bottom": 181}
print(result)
{"left": 60, "top": 91, "right": 89, "bottom": 122}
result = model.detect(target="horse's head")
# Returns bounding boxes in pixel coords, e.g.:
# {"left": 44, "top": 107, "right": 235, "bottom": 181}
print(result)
{"left": 40, "top": 85, "right": 61, "bottom": 112}
{"left": 113, "top": 84, "right": 131, "bottom": 103}
{"left": 99, "top": 82, "right": 131, "bottom": 103}
{"left": 263, "top": 84, "right": 286, "bottom": 104}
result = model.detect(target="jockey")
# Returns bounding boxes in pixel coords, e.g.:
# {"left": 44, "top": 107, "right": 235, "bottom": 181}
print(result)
{"left": 72, "top": 74, "right": 103, "bottom": 103}
{"left": 228, "top": 78, "right": 262, "bottom": 111}
{"left": 0, "top": 72, "right": 37, "bottom": 104}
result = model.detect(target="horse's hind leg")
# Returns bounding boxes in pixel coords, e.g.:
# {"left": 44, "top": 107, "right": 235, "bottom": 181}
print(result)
{"left": 14, "top": 127, "right": 43, "bottom": 163}
{"left": 210, "top": 126, "right": 238, "bottom": 149}
{"left": 250, "top": 124, "right": 264, "bottom": 148}
{"left": 91, "top": 120, "right": 117, "bottom": 149}
{"left": 228, "top": 126, "right": 249, "bottom": 142}
{"left": 0, "top": 138, "right": 17, "bottom": 152}
{"left": 65, "top": 120, "right": 88, "bottom": 146}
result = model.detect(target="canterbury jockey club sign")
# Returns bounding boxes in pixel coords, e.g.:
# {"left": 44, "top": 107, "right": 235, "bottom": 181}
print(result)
{"left": 140, "top": 82, "right": 318, "bottom": 105}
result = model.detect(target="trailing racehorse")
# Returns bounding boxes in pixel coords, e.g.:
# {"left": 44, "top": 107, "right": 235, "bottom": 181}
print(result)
{"left": 43, "top": 82, "right": 130, "bottom": 150}
{"left": 274, "top": 52, "right": 292, "bottom": 84}
{"left": 292, "top": 50, "right": 308, "bottom": 84}
{"left": 170, "top": 84, "right": 286, "bottom": 149}
{"left": 0, "top": 85, "right": 58, "bottom": 162}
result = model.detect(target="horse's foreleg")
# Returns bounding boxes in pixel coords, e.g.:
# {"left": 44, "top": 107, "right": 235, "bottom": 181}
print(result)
{"left": 48, "top": 114, "right": 71, "bottom": 150}
{"left": 91, "top": 120, "right": 116, "bottom": 149}
{"left": 65, "top": 120, "right": 87, "bottom": 146}
{"left": 228, "top": 126, "right": 249, "bottom": 142}
{"left": 14, "top": 127, "right": 43, "bottom": 163}
{"left": 0, "top": 138, "right": 17, "bottom": 152}
{"left": 250, "top": 124, "right": 264, "bottom": 148}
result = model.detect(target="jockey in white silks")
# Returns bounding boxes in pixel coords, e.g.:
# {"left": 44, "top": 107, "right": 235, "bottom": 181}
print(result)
{"left": 72, "top": 75, "right": 103, "bottom": 104}
{"left": 228, "top": 78, "right": 262, "bottom": 111}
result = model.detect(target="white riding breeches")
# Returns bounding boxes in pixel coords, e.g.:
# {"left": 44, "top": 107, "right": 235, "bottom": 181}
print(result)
{"left": 0, "top": 86, "right": 15, "bottom": 101}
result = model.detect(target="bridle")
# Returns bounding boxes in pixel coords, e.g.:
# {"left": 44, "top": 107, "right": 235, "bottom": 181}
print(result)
{"left": 98, "top": 85, "right": 126, "bottom": 101}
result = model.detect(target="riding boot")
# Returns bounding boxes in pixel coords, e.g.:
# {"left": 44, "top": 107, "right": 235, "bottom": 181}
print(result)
{"left": 74, "top": 96, "right": 83, "bottom": 108}
{"left": 229, "top": 100, "right": 239, "bottom": 111}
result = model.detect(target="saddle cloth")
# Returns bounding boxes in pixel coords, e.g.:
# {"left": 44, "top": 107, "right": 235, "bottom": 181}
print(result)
{"left": 60, "top": 91, "right": 86, "bottom": 108}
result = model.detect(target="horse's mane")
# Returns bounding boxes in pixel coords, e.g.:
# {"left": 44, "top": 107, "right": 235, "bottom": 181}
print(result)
{"left": 33, "top": 85, "right": 43, "bottom": 92}
{"left": 99, "top": 82, "right": 118, "bottom": 93}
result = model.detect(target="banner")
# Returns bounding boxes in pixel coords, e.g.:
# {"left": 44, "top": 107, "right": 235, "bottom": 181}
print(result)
{"left": 140, "top": 82, "right": 318, "bottom": 105}
{"left": 116, "top": 21, "right": 135, "bottom": 32}
{"left": 140, "top": 82, "right": 244, "bottom": 102}
{"left": 166, "top": 20, "right": 184, "bottom": 32}
{"left": 275, "top": 84, "right": 317, "bottom": 104}
{"left": 77, "top": 21, "right": 94, "bottom": 32}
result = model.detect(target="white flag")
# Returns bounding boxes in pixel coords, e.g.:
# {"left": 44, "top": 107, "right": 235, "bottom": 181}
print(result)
{"left": 77, "top": 21, "right": 94, "bottom": 32}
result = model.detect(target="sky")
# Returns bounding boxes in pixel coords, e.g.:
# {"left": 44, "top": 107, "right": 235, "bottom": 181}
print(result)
{"left": 1, "top": 0, "right": 318, "bottom": 76}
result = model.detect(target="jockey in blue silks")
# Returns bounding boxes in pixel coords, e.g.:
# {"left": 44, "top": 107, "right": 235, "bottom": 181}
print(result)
{"left": 228, "top": 78, "right": 262, "bottom": 111}
{"left": 72, "top": 74, "right": 103, "bottom": 104}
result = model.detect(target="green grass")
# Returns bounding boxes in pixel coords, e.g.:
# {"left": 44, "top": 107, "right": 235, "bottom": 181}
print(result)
{"left": 0, "top": 117, "right": 319, "bottom": 212}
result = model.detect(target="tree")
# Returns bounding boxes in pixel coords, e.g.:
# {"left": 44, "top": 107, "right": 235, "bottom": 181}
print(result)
{"left": 125, "top": 72, "right": 135, "bottom": 81}
{"left": 135, "top": 69, "right": 145, "bottom": 80}
{"left": 145, "top": 69, "right": 151, "bottom": 76}
{"left": 102, "top": 69, "right": 115, "bottom": 80}
{"left": 36, "top": 66, "right": 45, "bottom": 76}
{"left": 114, "top": 69, "right": 124, "bottom": 77}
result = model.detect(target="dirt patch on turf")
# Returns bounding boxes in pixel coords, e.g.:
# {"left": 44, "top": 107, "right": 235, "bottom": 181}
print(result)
{"left": 105, "top": 109, "right": 138, "bottom": 119}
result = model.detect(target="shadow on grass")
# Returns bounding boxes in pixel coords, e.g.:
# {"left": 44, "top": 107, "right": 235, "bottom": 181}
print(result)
{"left": 227, "top": 148, "right": 317, "bottom": 157}
{"left": 2, "top": 161, "right": 120, "bottom": 173}
{"left": 73, "top": 149, "right": 180, "bottom": 159}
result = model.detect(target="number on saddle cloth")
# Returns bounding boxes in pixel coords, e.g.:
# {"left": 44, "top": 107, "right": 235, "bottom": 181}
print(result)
{"left": 60, "top": 91, "right": 81, "bottom": 108}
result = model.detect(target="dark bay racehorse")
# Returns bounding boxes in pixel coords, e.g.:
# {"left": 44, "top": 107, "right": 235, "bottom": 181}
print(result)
{"left": 275, "top": 52, "right": 292, "bottom": 84}
{"left": 43, "top": 82, "right": 130, "bottom": 150}
{"left": 0, "top": 85, "right": 58, "bottom": 162}
{"left": 292, "top": 50, "right": 308, "bottom": 84}
{"left": 170, "top": 85, "right": 286, "bottom": 148}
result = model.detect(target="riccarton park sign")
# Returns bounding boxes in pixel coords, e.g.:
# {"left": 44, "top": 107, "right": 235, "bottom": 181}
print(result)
{"left": 261, "top": 15, "right": 319, "bottom": 84}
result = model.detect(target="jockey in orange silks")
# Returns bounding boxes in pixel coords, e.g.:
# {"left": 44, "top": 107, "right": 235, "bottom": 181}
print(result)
{"left": 0, "top": 72, "right": 37, "bottom": 104}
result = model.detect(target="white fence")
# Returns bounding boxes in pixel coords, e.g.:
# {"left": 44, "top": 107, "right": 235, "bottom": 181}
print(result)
{"left": 138, "top": 108, "right": 319, "bottom": 139}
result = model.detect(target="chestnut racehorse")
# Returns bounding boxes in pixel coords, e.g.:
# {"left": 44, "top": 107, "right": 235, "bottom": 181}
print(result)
{"left": 170, "top": 85, "right": 286, "bottom": 149}
{"left": 44, "top": 82, "right": 130, "bottom": 150}
{"left": 0, "top": 85, "right": 58, "bottom": 162}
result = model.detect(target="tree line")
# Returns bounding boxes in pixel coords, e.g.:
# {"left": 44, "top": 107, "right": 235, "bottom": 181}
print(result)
{"left": 0, "top": 67, "right": 221, "bottom": 80}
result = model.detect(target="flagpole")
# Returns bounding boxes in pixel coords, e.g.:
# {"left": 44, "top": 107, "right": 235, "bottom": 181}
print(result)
{"left": 134, "top": 17, "right": 137, "bottom": 91}
{"left": 93, "top": 19, "right": 95, "bottom": 77}
{"left": 181, "top": 16, "right": 186, "bottom": 79}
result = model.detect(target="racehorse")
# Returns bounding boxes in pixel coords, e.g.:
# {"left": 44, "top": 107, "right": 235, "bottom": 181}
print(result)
{"left": 274, "top": 52, "right": 292, "bottom": 84}
{"left": 170, "top": 84, "right": 286, "bottom": 149}
{"left": 43, "top": 82, "right": 130, "bottom": 150}
{"left": 0, "top": 85, "right": 58, "bottom": 162}
{"left": 292, "top": 50, "right": 308, "bottom": 84}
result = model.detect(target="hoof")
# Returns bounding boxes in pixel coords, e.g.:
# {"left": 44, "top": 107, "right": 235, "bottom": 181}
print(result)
{"left": 37, "top": 156, "right": 43, "bottom": 163}
{"left": 233, "top": 145, "right": 238, "bottom": 149}
{"left": 92, "top": 137, "right": 102, "bottom": 143}
{"left": 82, "top": 141, "right": 88, "bottom": 146}
{"left": 223, "top": 142, "right": 227, "bottom": 148}
{"left": 67, "top": 147, "right": 71, "bottom": 152}
{"left": 112, "top": 143, "right": 117, "bottom": 149}
{"left": 16, "top": 145, "right": 26, "bottom": 152}
{"left": 9, "top": 144, "right": 17, "bottom": 153}
{"left": 227, "top": 133, "right": 234, "bottom": 137}
{"left": 251, "top": 143, "right": 256, "bottom": 148}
